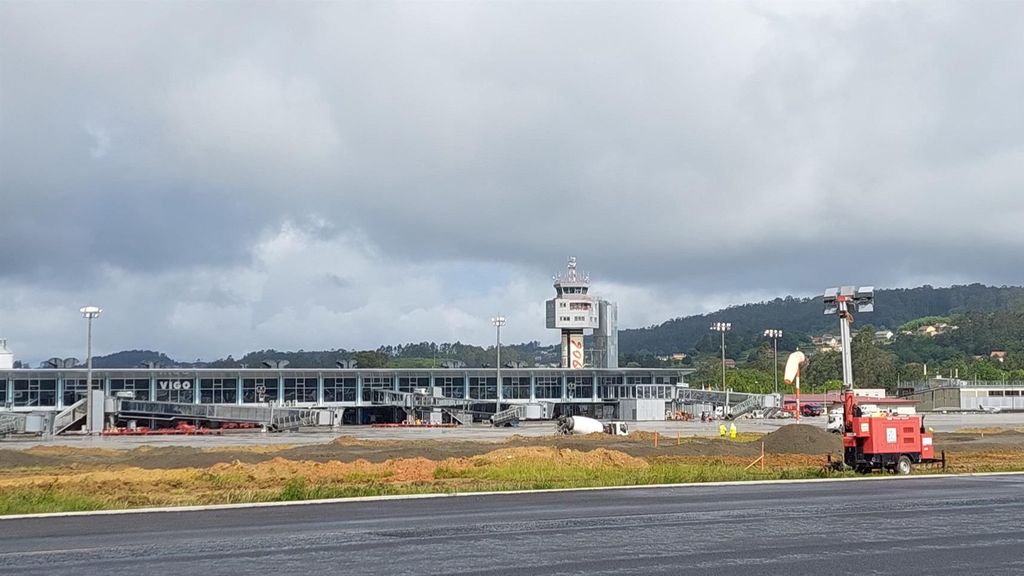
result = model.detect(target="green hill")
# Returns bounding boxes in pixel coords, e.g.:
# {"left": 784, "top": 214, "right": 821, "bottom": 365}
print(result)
{"left": 618, "top": 284, "right": 1024, "bottom": 357}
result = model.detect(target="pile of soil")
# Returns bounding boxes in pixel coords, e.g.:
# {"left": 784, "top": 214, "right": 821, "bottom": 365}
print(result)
{"left": 761, "top": 424, "right": 841, "bottom": 454}
{"left": 467, "top": 446, "right": 648, "bottom": 469}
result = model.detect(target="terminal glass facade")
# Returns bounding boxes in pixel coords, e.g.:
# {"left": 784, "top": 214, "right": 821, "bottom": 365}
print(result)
{"left": 398, "top": 377, "right": 430, "bottom": 393}
{"left": 110, "top": 378, "right": 151, "bottom": 401}
{"left": 155, "top": 376, "right": 194, "bottom": 403}
{"left": 242, "top": 378, "right": 278, "bottom": 403}
{"left": 283, "top": 377, "right": 317, "bottom": 403}
{"left": 323, "top": 377, "right": 357, "bottom": 402}
{"left": 0, "top": 368, "right": 692, "bottom": 415}
{"left": 535, "top": 376, "right": 561, "bottom": 399}
{"left": 12, "top": 378, "right": 57, "bottom": 407}
{"left": 61, "top": 378, "right": 97, "bottom": 405}
{"left": 469, "top": 377, "right": 496, "bottom": 400}
{"left": 503, "top": 376, "right": 530, "bottom": 400}
{"left": 566, "top": 376, "right": 593, "bottom": 399}
{"left": 439, "top": 376, "right": 465, "bottom": 399}
{"left": 362, "top": 376, "right": 393, "bottom": 402}
{"left": 199, "top": 378, "right": 237, "bottom": 404}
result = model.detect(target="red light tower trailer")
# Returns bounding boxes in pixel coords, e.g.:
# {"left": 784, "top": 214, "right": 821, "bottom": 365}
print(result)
{"left": 836, "top": 392, "right": 946, "bottom": 474}
{"left": 821, "top": 286, "right": 945, "bottom": 474}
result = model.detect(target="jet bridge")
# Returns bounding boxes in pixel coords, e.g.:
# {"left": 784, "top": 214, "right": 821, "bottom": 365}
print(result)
{"left": 115, "top": 399, "right": 320, "bottom": 431}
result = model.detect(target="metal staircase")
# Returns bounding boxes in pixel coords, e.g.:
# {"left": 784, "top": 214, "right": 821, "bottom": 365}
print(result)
{"left": 727, "top": 395, "right": 763, "bottom": 419}
{"left": 490, "top": 405, "right": 524, "bottom": 427}
{"left": 52, "top": 398, "right": 88, "bottom": 435}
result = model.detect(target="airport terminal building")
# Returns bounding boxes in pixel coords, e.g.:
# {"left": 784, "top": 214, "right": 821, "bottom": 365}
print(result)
{"left": 0, "top": 367, "right": 692, "bottom": 428}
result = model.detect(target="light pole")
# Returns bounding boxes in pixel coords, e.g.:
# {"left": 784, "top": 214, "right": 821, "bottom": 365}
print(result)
{"left": 491, "top": 316, "right": 505, "bottom": 415}
{"left": 764, "top": 329, "right": 783, "bottom": 395}
{"left": 80, "top": 305, "right": 102, "bottom": 434}
{"left": 710, "top": 322, "right": 731, "bottom": 392}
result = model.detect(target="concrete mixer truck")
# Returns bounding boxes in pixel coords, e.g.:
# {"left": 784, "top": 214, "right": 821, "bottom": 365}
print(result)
{"left": 556, "top": 415, "right": 629, "bottom": 436}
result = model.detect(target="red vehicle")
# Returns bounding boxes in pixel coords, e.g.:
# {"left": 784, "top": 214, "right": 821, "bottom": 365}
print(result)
{"left": 800, "top": 404, "right": 823, "bottom": 417}
{"left": 833, "top": 391, "right": 946, "bottom": 474}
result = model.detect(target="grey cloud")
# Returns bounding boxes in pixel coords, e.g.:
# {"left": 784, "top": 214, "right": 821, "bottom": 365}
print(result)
{"left": 2, "top": 2, "right": 1024, "bottom": 359}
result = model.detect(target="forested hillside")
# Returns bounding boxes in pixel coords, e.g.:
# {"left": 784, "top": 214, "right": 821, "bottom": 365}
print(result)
{"left": 619, "top": 284, "right": 1024, "bottom": 357}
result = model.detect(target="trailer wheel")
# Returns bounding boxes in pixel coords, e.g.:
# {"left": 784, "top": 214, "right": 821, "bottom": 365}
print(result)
{"left": 896, "top": 455, "right": 912, "bottom": 475}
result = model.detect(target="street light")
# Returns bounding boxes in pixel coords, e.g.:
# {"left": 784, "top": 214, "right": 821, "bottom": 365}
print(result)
{"left": 823, "top": 286, "right": 874, "bottom": 389}
{"left": 80, "top": 305, "right": 102, "bottom": 434}
{"left": 491, "top": 316, "right": 506, "bottom": 415}
{"left": 763, "top": 329, "right": 783, "bottom": 395}
{"left": 710, "top": 322, "right": 731, "bottom": 392}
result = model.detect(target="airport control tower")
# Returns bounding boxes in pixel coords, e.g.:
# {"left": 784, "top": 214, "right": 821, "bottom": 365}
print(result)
{"left": 546, "top": 257, "right": 617, "bottom": 369}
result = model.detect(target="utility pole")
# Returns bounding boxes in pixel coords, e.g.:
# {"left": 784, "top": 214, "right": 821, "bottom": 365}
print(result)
{"left": 764, "top": 329, "right": 783, "bottom": 395}
{"left": 491, "top": 316, "right": 505, "bottom": 415}
{"left": 80, "top": 305, "right": 102, "bottom": 434}
{"left": 710, "top": 322, "right": 731, "bottom": 392}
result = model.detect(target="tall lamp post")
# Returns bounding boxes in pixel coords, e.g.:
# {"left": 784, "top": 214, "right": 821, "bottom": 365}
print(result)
{"left": 80, "top": 305, "right": 102, "bottom": 434}
{"left": 491, "top": 316, "right": 505, "bottom": 415}
{"left": 710, "top": 322, "right": 731, "bottom": 392}
{"left": 763, "top": 329, "right": 783, "bottom": 395}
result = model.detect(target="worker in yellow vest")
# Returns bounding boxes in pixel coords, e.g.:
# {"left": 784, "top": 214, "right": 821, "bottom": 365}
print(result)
{"left": 729, "top": 422, "right": 738, "bottom": 439}
{"left": 719, "top": 423, "right": 727, "bottom": 438}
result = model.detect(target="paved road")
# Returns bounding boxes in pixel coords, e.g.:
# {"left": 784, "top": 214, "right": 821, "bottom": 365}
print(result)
{"left": 2, "top": 474, "right": 1022, "bottom": 576}
{"left": 3, "top": 412, "right": 1022, "bottom": 449}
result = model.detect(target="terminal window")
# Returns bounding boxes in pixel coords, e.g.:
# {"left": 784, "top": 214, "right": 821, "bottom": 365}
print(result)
{"left": 567, "top": 376, "right": 593, "bottom": 399}
{"left": 12, "top": 379, "right": 57, "bottom": 407}
{"left": 469, "top": 377, "right": 496, "bottom": 400}
{"left": 62, "top": 378, "right": 101, "bottom": 406}
{"left": 323, "top": 378, "right": 357, "bottom": 402}
{"left": 200, "top": 378, "right": 238, "bottom": 404}
{"left": 535, "top": 376, "right": 561, "bottom": 399}
{"left": 284, "top": 378, "right": 316, "bottom": 403}
{"left": 242, "top": 378, "right": 278, "bottom": 403}
{"left": 441, "top": 377, "right": 465, "bottom": 398}
{"left": 362, "top": 377, "right": 394, "bottom": 402}
{"left": 399, "top": 377, "right": 429, "bottom": 393}
{"left": 109, "top": 378, "right": 150, "bottom": 401}
{"left": 504, "top": 377, "right": 530, "bottom": 400}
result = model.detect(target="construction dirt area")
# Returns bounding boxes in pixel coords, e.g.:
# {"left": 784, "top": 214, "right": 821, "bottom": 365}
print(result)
{"left": 1, "top": 424, "right": 1022, "bottom": 514}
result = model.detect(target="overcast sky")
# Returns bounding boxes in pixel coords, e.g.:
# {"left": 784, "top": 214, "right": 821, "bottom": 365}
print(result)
{"left": 2, "top": 1, "right": 1023, "bottom": 363}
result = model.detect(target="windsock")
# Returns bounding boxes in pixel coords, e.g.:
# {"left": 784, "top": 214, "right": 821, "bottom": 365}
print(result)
{"left": 783, "top": 351, "right": 807, "bottom": 385}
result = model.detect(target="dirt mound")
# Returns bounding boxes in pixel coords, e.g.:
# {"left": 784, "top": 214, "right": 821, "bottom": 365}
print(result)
{"left": 119, "top": 446, "right": 270, "bottom": 469}
{"left": 467, "top": 446, "right": 648, "bottom": 468}
{"left": 761, "top": 424, "right": 841, "bottom": 454}
{"left": 207, "top": 456, "right": 439, "bottom": 483}
{"left": 0, "top": 449, "right": 59, "bottom": 468}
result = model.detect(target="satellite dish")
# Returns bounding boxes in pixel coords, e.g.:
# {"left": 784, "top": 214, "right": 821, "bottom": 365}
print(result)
{"left": 784, "top": 351, "right": 807, "bottom": 385}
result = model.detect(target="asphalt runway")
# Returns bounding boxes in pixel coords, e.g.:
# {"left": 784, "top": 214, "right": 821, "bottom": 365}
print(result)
{"left": 2, "top": 474, "right": 1022, "bottom": 576}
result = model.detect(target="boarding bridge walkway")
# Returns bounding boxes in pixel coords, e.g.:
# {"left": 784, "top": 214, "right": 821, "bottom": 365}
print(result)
{"left": 0, "top": 413, "right": 26, "bottom": 436}
{"left": 115, "top": 400, "right": 319, "bottom": 431}
{"left": 371, "top": 389, "right": 475, "bottom": 410}
{"left": 675, "top": 389, "right": 780, "bottom": 419}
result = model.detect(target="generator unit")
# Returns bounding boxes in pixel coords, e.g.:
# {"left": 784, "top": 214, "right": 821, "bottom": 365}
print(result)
{"left": 837, "top": 392, "right": 945, "bottom": 474}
